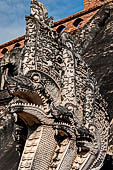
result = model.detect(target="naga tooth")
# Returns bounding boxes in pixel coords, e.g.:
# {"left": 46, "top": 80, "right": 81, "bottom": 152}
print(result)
{"left": 55, "top": 129, "right": 58, "bottom": 135}
{"left": 41, "top": 96, "right": 45, "bottom": 100}
{"left": 56, "top": 125, "right": 59, "bottom": 129}
{"left": 37, "top": 91, "right": 39, "bottom": 94}
{"left": 39, "top": 105, "right": 41, "bottom": 109}
{"left": 13, "top": 113, "right": 18, "bottom": 122}
{"left": 39, "top": 105, "right": 43, "bottom": 109}
{"left": 79, "top": 147, "right": 81, "bottom": 152}
{"left": 33, "top": 104, "right": 35, "bottom": 106}
{"left": 43, "top": 105, "right": 47, "bottom": 108}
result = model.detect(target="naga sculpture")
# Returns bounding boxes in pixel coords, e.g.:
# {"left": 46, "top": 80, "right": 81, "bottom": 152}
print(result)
{"left": 0, "top": 0, "right": 110, "bottom": 169}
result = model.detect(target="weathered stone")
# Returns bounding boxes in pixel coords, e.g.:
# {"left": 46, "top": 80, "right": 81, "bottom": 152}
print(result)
{"left": 0, "top": 0, "right": 113, "bottom": 170}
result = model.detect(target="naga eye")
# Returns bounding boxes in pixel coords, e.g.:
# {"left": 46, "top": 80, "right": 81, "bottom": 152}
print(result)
{"left": 32, "top": 74, "right": 41, "bottom": 82}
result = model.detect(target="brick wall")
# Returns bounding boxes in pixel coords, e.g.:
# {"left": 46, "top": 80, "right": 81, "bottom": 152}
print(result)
{"left": 53, "top": 9, "right": 97, "bottom": 34}
{"left": 84, "top": 0, "right": 113, "bottom": 9}
{"left": 0, "top": 37, "right": 24, "bottom": 58}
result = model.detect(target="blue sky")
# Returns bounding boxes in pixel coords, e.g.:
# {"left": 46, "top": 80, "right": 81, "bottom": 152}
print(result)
{"left": 0, "top": 0, "right": 83, "bottom": 44}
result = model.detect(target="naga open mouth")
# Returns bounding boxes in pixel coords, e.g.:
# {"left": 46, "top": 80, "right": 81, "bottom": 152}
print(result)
{"left": 12, "top": 90, "right": 49, "bottom": 110}
{"left": 7, "top": 75, "right": 95, "bottom": 170}
{"left": 9, "top": 83, "right": 54, "bottom": 127}
{"left": 8, "top": 75, "right": 74, "bottom": 136}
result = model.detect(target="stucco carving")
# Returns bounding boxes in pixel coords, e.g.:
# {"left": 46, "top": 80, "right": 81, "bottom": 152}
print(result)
{"left": 0, "top": 1, "right": 110, "bottom": 169}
